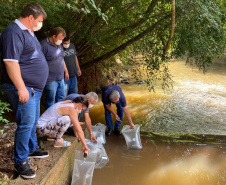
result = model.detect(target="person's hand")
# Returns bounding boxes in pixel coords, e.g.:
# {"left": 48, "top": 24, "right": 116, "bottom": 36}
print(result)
{"left": 77, "top": 69, "right": 82, "bottom": 76}
{"left": 90, "top": 134, "right": 97, "bottom": 143}
{"left": 18, "top": 88, "right": 29, "bottom": 103}
{"left": 114, "top": 114, "right": 121, "bottom": 121}
{"left": 130, "top": 123, "right": 135, "bottom": 129}
{"left": 65, "top": 72, "right": 69, "bottom": 81}
{"left": 83, "top": 145, "right": 90, "bottom": 154}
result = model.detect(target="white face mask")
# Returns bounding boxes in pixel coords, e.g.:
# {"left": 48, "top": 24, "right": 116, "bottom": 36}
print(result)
{"left": 88, "top": 104, "right": 93, "bottom": 108}
{"left": 33, "top": 22, "right": 43, "bottom": 32}
{"left": 55, "top": 39, "right": 63, "bottom": 45}
{"left": 76, "top": 108, "right": 82, "bottom": 114}
{"left": 63, "top": 44, "right": 70, "bottom": 48}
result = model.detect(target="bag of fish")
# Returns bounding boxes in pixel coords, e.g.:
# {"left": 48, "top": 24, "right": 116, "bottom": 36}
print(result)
{"left": 71, "top": 151, "right": 97, "bottom": 185}
{"left": 91, "top": 123, "right": 106, "bottom": 144}
{"left": 121, "top": 124, "right": 142, "bottom": 149}
{"left": 86, "top": 139, "right": 109, "bottom": 168}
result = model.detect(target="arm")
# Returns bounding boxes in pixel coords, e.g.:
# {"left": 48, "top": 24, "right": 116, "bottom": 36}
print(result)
{"left": 123, "top": 106, "right": 135, "bottom": 129}
{"left": 4, "top": 61, "right": 29, "bottom": 103}
{"left": 64, "top": 62, "right": 69, "bottom": 81}
{"left": 105, "top": 104, "right": 121, "bottom": 121}
{"left": 58, "top": 106, "right": 89, "bottom": 153}
{"left": 84, "top": 112, "right": 97, "bottom": 142}
{"left": 75, "top": 56, "right": 81, "bottom": 76}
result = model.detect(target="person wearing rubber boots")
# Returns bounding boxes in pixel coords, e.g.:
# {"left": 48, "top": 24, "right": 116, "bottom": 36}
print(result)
{"left": 101, "top": 85, "right": 135, "bottom": 135}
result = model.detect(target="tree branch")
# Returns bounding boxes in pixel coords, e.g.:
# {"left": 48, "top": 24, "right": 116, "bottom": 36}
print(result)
{"left": 81, "top": 14, "right": 171, "bottom": 70}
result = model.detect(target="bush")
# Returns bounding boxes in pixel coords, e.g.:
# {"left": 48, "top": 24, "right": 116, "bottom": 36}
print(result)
{"left": 0, "top": 100, "right": 11, "bottom": 124}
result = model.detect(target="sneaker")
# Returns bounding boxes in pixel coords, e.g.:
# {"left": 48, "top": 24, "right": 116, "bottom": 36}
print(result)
{"left": 114, "top": 127, "right": 122, "bottom": 135}
{"left": 28, "top": 149, "right": 49, "bottom": 159}
{"left": 15, "top": 160, "right": 36, "bottom": 179}
{"left": 105, "top": 127, "right": 113, "bottom": 136}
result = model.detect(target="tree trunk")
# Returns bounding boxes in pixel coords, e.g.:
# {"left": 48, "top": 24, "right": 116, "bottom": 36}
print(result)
{"left": 163, "top": 0, "right": 176, "bottom": 55}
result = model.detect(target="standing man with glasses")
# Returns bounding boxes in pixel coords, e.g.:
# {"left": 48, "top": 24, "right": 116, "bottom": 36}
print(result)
{"left": 101, "top": 85, "right": 135, "bottom": 136}
{"left": 0, "top": 3, "right": 49, "bottom": 179}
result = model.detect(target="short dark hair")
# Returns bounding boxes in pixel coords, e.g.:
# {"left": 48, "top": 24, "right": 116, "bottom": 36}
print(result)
{"left": 20, "top": 2, "right": 47, "bottom": 20}
{"left": 49, "top": 27, "right": 66, "bottom": 37}
{"left": 63, "top": 35, "right": 70, "bottom": 42}
{"left": 72, "top": 97, "right": 88, "bottom": 108}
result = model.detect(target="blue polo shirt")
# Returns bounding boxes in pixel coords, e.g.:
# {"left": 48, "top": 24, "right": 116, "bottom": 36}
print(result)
{"left": 40, "top": 38, "right": 65, "bottom": 82}
{"left": 101, "top": 85, "right": 127, "bottom": 107}
{"left": 0, "top": 20, "right": 49, "bottom": 91}
{"left": 63, "top": 94, "right": 89, "bottom": 113}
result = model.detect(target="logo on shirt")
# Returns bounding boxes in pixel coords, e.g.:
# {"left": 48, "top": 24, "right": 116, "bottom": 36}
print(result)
{"left": 64, "top": 49, "right": 75, "bottom": 57}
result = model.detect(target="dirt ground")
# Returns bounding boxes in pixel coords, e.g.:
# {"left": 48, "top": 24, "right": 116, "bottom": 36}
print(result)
{"left": 0, "top": 122, "right": 80, "bottom": 184}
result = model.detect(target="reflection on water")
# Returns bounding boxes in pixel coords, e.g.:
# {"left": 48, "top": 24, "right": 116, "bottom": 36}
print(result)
{"left": 92, "top": 136, "right": 226, "bottom": 185}
{"left": 89, "top": 60, "right": 226, "bottom": 185}
{"left": 89, "top": 60, "right": 226, "bottom": 135}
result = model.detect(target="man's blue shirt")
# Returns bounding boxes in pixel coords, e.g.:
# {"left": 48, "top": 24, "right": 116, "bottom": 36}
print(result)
{"left": 40, "top": 38, "right": 65, "bottom": 82}
{"left": 101, "top": 85, "right": 127, "bottom": 107}
{"left": 0, "top": 22, "right": 48, "bottom": 91}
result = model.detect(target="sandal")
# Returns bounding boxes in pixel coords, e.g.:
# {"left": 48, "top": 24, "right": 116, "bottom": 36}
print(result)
{"left": 54, "top": 139, "right": 71, "bottom": 148}
{"left": 46, "top": 134, "right": 56, "bottom": 141}
{"left": 47, "top": 138, "right": 55, "bottom": 142}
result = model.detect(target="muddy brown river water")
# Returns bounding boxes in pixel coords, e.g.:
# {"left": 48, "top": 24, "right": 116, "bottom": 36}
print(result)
{"left": 88, "top": 59, "right": 226, "bottom": 185}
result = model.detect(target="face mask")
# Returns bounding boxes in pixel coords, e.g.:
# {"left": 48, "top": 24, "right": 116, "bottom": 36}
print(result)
{"left": 55, "top": 39, "right": 63, "bottom": 45}
{"left": 88, "top": 104, "right": 93, "bottom": 108}
{"left": 33, "top": 22, "right": 43, "bottom": 32}
{"left": 76, "top": 108, "right": 82, "bottom": 114}
{"left": 63, "top": 44, "right": 70, "bottom": 48}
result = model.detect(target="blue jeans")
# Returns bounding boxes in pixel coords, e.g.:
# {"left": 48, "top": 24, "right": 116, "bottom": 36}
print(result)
{"left": 45, "top": 79, "right": 65, "bottom": 109}
{"left": 1, "top": 84, "right": 42, "bottom": 164}
{"left": 64, "top": 75, "right": 78, "bottom": 96}
{"left": 104, "top": 102, "right": 124, "bottom": 129}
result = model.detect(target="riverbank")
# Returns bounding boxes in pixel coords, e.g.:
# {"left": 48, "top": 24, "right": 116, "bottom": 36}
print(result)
{"left": 0, "top": 123, "right": 86, "bottom": 185}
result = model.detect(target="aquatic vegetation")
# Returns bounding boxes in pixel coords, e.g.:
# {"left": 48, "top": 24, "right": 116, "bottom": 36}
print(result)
{"left": 141, "top": 132, "right": 226, "bottom": 146}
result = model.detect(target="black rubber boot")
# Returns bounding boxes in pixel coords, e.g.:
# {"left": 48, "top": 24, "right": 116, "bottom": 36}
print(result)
{"left": 105, "top": 127, "right": 113, "bottom": 136}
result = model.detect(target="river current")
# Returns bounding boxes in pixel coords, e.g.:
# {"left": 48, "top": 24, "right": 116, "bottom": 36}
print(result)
{"left": 88, "top": 59, "right": 226, "bottom": 185}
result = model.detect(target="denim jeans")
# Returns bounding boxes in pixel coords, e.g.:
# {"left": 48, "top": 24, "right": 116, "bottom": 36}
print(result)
{"left": 45, "top": 79, "right": 65, "bottom": 109}
{"left": 104, "top": 102, "right": 124, "bottom": 129}
{"left": 64, "top": 75, "right": 78, "bottom": 96}
{"left": 1, "top": 84, "right": 42, "bottom": 164}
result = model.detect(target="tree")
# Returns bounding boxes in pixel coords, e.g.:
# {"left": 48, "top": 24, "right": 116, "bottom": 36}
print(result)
{"left": 0, "top": 0, "right": 225, "bottom": 92}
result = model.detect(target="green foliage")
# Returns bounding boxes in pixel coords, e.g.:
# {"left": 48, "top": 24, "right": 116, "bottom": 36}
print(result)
{"left": 0, "top": 0, "right": 225, "bottom": 91}
{"left": 172, "top": 0, "right": 225, "bottom": 71}
{"left": 0, "top": 100, "right": 11, "bottom": 124}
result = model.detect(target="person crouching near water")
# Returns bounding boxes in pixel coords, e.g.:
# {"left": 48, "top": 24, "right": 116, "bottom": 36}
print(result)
{"left": 37, "top": 97, "right": 89, "bottom": 153}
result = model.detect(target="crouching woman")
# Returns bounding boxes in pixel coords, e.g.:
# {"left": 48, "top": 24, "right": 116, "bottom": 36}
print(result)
{"left": 37, "top": 97, "right": 89, "bottom": 153}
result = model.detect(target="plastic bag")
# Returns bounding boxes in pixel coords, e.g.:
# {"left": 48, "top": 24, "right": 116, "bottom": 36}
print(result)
{"left": 71, "top": 151, "right": 96, "bottom": 185}
{"left": 92, "top": 123, "right": 106, "bottom": 144}
{"left": 86, "top": 139, "right": 109, "bottom": 168}
{"left": 121, "top": 124, "right": 142, "bottom": 149}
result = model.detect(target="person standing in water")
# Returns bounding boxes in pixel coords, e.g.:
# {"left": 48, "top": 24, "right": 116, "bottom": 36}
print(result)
{"left": 101, "top": 85, "right": 135, "bottom": 135}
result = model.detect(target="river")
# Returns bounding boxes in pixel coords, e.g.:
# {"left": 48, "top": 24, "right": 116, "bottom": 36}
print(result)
{"left": 88, "top": 59, "right": 226, "bottom": 185}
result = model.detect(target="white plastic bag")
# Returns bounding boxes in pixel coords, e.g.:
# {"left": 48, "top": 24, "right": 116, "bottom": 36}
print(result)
{"left": 92, "top": 123, "right": 106, "bottom": 144}
{"left": 71, "top": 151, "right": 96, "bottom": 185}
{"left": 86, "top": 139, "right": 109, "bottom": 168}
{"left": 121, "top": 124, "right": 142, "bottom": 149}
